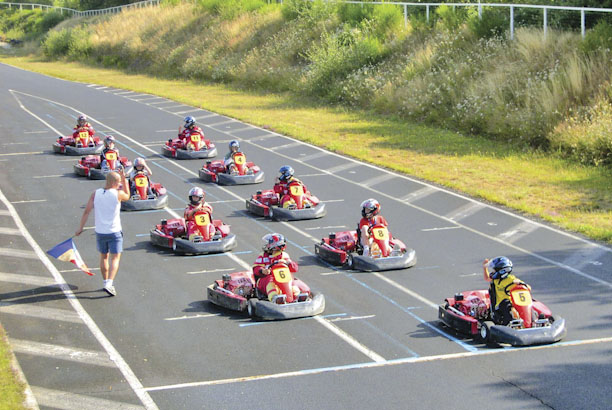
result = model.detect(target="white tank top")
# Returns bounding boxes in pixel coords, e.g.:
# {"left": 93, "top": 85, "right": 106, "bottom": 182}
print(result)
{"left": 94, "top": 188, "right": 122, "bottom": 234}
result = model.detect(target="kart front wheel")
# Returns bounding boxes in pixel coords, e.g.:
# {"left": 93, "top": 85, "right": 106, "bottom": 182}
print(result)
{"left": 479, "top": 321, "right": 494, "bottom": 343}
{"left": 345, "top": 254, "right": 353, "bottom": 269}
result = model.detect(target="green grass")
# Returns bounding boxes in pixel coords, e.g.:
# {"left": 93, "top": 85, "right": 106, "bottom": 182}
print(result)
{"left": 1, "top": 56, "right": 610, "bottom": 244}
{"left": 0, "top": 325, "right": 26, "bottom": 410}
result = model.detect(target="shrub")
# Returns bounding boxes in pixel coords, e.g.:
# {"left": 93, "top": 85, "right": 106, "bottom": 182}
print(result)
{"left": 467, "top": 7, "right": 508, "bottom": 39}
{"left": 42, "top": 28, "right": 71, "bottom": 58}
{"left": 582, "top": 20, "right": 612, "bottom": 54}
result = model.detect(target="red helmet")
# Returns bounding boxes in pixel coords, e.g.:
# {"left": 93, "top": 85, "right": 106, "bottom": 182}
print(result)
{"left": 262, "top": 233, "right": 286, "bottom": 253}
{"left": 188, "top": 187, "right": 205, "bottom": 205}
{"left": 361, "top": 198, "right": 380, "bottom": 218}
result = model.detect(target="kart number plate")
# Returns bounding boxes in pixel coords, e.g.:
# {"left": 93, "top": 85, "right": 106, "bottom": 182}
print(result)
{"left": 289, "top": 184, "right": 304, "bottom": 196}
{"left": 195, "top": 213, "right": 210, "bottom": 226}
{"left": 511, "top": 290, "right": 532, "bottom": 306}
{"left": 190, "top": 133, "right": 201, "bottom": 142}
{"left": 78, "top": 131, "right": 89, "bottom": 140}
{"left": 371, "top": 227, "right": 389, "bottom": 240}
{"left": 272, "top": 266, "right": 291, "bottom": 283}
{"left": 105, "top": 152, "right": 117, "bottom": 161}
{"left": 134, "top": 176, "right": 148, "bottom": 187}
{"left": 234, "top": 153, "right": 245, "bottom": 165}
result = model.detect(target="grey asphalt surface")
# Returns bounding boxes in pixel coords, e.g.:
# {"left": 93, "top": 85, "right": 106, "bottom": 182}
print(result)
{"left": 1, "top": 62, "right": 611, "bottom": 410}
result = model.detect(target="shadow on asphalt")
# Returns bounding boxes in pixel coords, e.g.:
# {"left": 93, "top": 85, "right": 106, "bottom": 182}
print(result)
{"left": 0, "top": 284, "right": 113, "bottom": 302}
{"left": 183, "top": 299, "right": 249, "bottom": 322}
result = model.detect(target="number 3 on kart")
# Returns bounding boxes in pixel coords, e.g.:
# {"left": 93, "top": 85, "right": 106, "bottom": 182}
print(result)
{"left": 195, "top": 213, "right": 210, "bottom": 226}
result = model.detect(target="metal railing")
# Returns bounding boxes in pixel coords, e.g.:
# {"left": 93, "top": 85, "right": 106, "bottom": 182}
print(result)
{"left": 332, "top": 1, "right": 612, "bottom": 39}
{"left": 2, "top": 0, "right": 612, "bottom": 39}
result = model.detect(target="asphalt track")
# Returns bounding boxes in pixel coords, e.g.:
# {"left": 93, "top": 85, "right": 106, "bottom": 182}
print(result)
{"left": 0, "top": 62, "right": 611, "bottom": 410}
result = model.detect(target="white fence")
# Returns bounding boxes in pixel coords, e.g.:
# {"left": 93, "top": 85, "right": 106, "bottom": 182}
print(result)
{"left": 2, "top": 0, "right": 612, "bottom": 39}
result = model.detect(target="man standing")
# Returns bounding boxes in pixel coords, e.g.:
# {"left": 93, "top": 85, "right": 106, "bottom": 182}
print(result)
{"left": 75, "top": 171, "right": 130, "bottom": 296}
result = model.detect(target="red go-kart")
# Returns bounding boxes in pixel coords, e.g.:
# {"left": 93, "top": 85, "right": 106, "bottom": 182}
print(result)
{"left": 315, "top": 222, "right": 417, "bottom": 271}
{"left": 199, "top": 152, "right": 265, "bottom": 185}
{"left": 121, "top": 172, "right": 169, "bottom": 211}
{"left": 207, "top": 261, "right": 325, "bottom": 320}
{"left": 53, "top": 128, "right": 103, "bottom": 155}
{"left": 73, "top": 149, "right": 133, "bottom": 180}
{"left": 438, "top": 284, "right": 566, "bottom": 346}
{"left": 245, "top": 180, "right": 326, "bottom": 221}
{"left": 149, "top": 211, "right": 236, "bottom": 255}
{"left": 161, "top": 132, "right": 217, "bottom": 159}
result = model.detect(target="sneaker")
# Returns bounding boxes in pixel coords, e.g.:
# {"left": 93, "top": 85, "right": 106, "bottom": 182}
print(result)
{"left": 103, "top": 284, "right": 117, "bottom": 296}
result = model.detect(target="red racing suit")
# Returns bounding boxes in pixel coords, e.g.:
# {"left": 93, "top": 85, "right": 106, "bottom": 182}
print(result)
{"left": 184, "top": 202, "right": 215, "bottom": 240}
{"left": 358, "top": 215, "right": 389, "bottom": 248}
{"left": 72, "top": 124, "right": 95, "bottom": 145}
{"left": 252, "top": 251, "right": 299, "bottom": 299}
{"left": 274, "top": 177, "right": 309, "bottom": 208}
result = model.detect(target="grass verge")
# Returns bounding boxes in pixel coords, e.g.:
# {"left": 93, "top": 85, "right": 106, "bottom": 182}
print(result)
{"left": 0, "top": 325, "right": 26, "bottom": 410}
{"left": 1, "top": 55, "right": 610, "bottom": 244}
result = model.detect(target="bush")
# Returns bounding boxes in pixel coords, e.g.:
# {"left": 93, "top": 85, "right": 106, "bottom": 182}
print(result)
{"left": 42, "top": 28, "right": 71, "bottom": 58}
{"left": 582, "top": 20, "right": 612, "bottom": 54}
{"left": 467, "top": 7, "right": 508, "bottom": 39}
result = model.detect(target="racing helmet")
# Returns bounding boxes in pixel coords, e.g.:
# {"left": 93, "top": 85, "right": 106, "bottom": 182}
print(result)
{"left": 77, "top": 115, "right": 87, "bottom": 127}
{"left": 278, "top": 166, "right": 294, "bottom": 182}
{"left": 133, "top": 157, "right": 145, "bottom": 171}
{"left": 262, "top": 233, "right": 286, "bottom": 253}
{"left": 361, "top": 198, "right": 380, "bottom": 218}
{"left": 188, "top": 187, "right": 205, "bottom": 205}
{"left": 229, "top": 140, "right": 240, "bottom": 152}
{"left": 104, "top": 135, "right": 116, "bottom": 147}
{"left": 184, "top": 116, "right": 196, "bottom": 129}
{"left": 487, "top": 256, "right": 513, "bottom": 280}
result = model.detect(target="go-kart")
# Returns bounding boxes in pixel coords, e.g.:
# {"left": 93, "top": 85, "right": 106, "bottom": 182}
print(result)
{"left": 73, "top": 149, "right": 133, "bottom": 180}
{"left": 438, "top": 284, "right": 566, "bottom": 346}
{"left": 245, "top": 181, "right": 326, "bottom": 221}
{"left": 121, "top": 172, "right": 169, "bottom": 211}
{"left": 207, "top": 261, "right": 325, "bottom": 320}
{"left": 53, "top": 129, "right": 103, "bottom": 155}
{"left": 161, "top": 132, "right": 217, "bottom": 159}
{"left": 149, "top": 211, "right": 236, "bottom": 255}
{"left": 199, "top": 152, "right": 264, "bottom": 185}
{"left": 314, "top": 223, "right": 417, "bottom": 271}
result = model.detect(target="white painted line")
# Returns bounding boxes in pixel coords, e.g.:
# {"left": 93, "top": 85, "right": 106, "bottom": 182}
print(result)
{"left": 207, "top": 199, "right": 244, "bottom": 204}
{"left": 248, "top": 134, "right": 275, "bottom": 142}
{"left": 11, "top": 199, "right": 47, "bottom": 204}
{"left": 158, "top": 104, "right": 186, "bottom": 110}
{"left": 0, "top": 210, "right": 10, "bottom": 215}
{"left": 0, "top": 151, "right": 44, "bottom": 156}
{"left": 32, "top": 175, "right": 63, "bottom": 179}
{"left": 0, "top": 186, "right": 159, "bottom": 410}
{"left": 499, "top": 220, "right": 539, "bottom": 243}
{"left": 562, "top": 245, "right": 609, "bottom": 271}
{"left": 10, "top": 339, "right": 115, "bottom": 367}
{"left": 31, "top": 386, "right": 145, "bottom": 410}
{"left": 299, "top": 151, "right": 329, "bottom": 162}
{"left": 329, "top": 315, "right": 375, "bottom": 322}
{"left": 193, "top": 113, "right": 216, "bottom": 119}
{"left": 164, "top": 313, "right": 221, "bottom": 321}
{"left": 186, "top": 268, "right": 235, "bottom": 274}
{"left": 304, "top": 225, "right": 347, "bottom": 231}
{"left": 268, "top": 141, "right": 303, "bottom": 151}
{"left": 361, "top": 173, "right": 397, "bottom": 188}
{"left": 57, "top": 158, "right": 78, "bottom": 161}
{"left": 319, "top": 199, "right": 344, "bottom": 203}
{"left": 421, "top": 226, "right": 461, "bottom": 232}
{"left": 143, "top": 143, "right": 164, "bottom": 147}
{"left": 59, "top": 267, "right": 100, "bottom": 273}
{"left": 299, "top": 173, "right": 329, "bottom": 177}
{"left": 23, "top": 131, "right": 50, "bottom": 134}
{"left": 0, "top": 303, "right": 82, "bottom": 324}
{"left": 144, "top": 336, "right": 612, "bottom": 392}
{"left": 0, "top": 247, "right": 38, "bottom": 259}
{"left": 3, "top": 142, "right": 28, "bottom": 145}
{"left": 402, "top": 186, "right": 436, "bottom": 203}
{"left": 114, "top": 91, "right": 135, "bottom": 95}
{"left": 326, "top": 162, "right": 360, "bottom": 174}
{"left": 86, "top": 84, "right": 98, "bottom": 87}
{"left": 94, "top": 86, "right": 108, "bottom": 90}
{"left": 320, "top": 271, "right": 341, "bottom": 276}
{"left": 0, "top": 227, "right": 21, "bottom": 235}
{"left": 0, "top": 272, "right": 57, "bottom": 287}
{"left": 446, "top": 202, "right": 485, "bottom": 221}
{"left": 173, "top": 109, "right": 202, "bottom": 115}
{"left": 155, "top": 130, "right": 176, "bottom": 133}
{"left": 314, "top": 316, "right": 386, "bottom": 363}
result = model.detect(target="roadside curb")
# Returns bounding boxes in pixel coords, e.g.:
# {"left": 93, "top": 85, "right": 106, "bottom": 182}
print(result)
{"left": 1, "top": 324, "right": 39, "bottom": 410}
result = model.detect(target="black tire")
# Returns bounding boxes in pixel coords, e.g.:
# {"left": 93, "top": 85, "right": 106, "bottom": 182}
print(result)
{"left": 479, "top": 321, "right": 494, "bottom": 343}
{"left": 345, "top": 254, "right": 353, "bottom": 269}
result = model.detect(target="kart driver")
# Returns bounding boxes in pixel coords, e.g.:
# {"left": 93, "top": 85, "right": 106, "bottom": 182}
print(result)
{"left": 72, "top": 115, "right": 95, "bottom": 144}
{"left": 178, "top": 116, "right": 205, "bottom": 150}
{"left": 273, "top": 166, "right": 309, "bottom": 206}
{"left": 483, "top": 256, "right": 531, "bottom": 325}
{"left": 100, "top": 136, "right": 121, "bottom": 170}
{"left": 129, "top": 158, "right": 154, "bottom": 197}
{"left": 358, "top": 198, "right": 389, "bottom": 257}
{"left": 224, "top": 140, "right": 242, "bottom": 173}
{"left": 184, "top": 187, "right": 215, "bottom": 241}
{"left": 252, "top": 233, "right": 299, "bottom": 302}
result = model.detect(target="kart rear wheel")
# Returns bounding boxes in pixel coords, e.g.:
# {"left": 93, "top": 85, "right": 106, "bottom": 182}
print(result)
{"left": 479, "top": 321, "right": 494, "bottom": 343}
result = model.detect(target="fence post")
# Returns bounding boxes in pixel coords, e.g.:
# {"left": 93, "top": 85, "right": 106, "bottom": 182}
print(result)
{"left": 543, "top": 7, "right": 547, "bottom": 38}
{"left": 426, "top": 5, "right": 429, "bottom": 23}
{"left": 581, "top": 9, "right": 585, "bottom": 38}
{"left": 478, "top": 4, "right": 482, "bottom": 19}
{"left": 510, "top": 6, "right": 514, "bottom": 40}
{"left": 404, "top": 4, "right": 407, "bottom": 28}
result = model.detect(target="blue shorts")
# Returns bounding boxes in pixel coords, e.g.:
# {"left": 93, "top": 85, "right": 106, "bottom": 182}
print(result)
{"left": 96, "top": 231, "right": 123, "bottom": 254}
